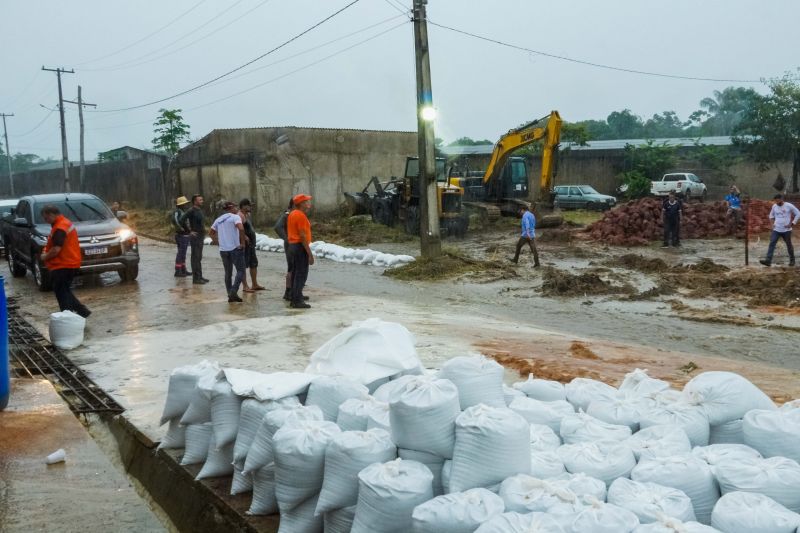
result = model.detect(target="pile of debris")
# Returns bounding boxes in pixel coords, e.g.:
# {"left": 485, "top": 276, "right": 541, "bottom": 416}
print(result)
{"left": 587, "top": 199, "right": 774, "bottom": 246}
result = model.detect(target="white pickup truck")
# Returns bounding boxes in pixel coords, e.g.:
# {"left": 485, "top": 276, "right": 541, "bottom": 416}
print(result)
{"left": 651, "top": 172, "right": 707, "bottom": 201}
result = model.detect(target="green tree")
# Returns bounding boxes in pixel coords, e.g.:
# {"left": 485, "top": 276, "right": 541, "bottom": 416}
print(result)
{"left": 694, "top": 86, "right": 761, "bottom": 136}
{"left": 616, "top": 140, "right": 678, "bottom": 198}
{"left": 606, "top": 109, "right": 644, "bottom": 139}
{"left": 734, "top": 73, "right": 800, "bottom": 191}
{"left": 641, "top": 111, "right": 689, "bottom": 138}
{"left": 561, "top": 122, "right": 591, "bottom": 145}
{"left": 447, "top": 137, "right": 493, "bottom": 146}
{"left": 152, "top": 108, "right": 191, "bottom": 157}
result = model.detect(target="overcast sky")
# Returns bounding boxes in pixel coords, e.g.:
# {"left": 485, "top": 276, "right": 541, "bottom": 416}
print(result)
{"left": 2, "top": 0, "right": 798, "bottom": 160}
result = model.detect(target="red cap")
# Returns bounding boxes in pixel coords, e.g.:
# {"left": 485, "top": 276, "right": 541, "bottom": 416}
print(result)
{"left": 293, "top": 194, "right": 312, "bottom": 205}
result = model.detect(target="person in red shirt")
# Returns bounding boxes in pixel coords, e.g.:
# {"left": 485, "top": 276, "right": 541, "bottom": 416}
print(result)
{"left": 286, "top": 194, "right": 314, "bottom": 309}
{"left": 40, "top": 205, "right": 90, "bottom": 318}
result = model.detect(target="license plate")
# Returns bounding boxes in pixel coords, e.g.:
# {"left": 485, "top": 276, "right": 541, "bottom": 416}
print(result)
{"left": 85, "top": 246, "right": 108, "bottom": 256}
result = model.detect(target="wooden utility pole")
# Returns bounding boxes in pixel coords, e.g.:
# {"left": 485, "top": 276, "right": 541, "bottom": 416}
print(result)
{"left": 42, "top": 66, "right": 75, "bottom": 192}
{"left": 0, "top": 113, "right": 13, "bottom": 196}
{"left": 64, "top": 86, "right": 96, "bottom": 191}
{"left": 412, "top": 0, "right": 441, "bottom": 258}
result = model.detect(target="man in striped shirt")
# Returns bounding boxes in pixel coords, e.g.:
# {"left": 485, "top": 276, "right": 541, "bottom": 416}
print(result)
{"left": 511, "top": 205, "right": 540, "bottom": 267}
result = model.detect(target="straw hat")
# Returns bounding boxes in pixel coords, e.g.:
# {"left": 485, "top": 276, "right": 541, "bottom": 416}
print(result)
{"left": 175, "top": 196, "right": 190, "bottom": 206}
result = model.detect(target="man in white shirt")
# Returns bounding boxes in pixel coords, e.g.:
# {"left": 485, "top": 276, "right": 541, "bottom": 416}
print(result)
{"left": 210, "top": 201, "right": 247, "bottom": 302}
{"left": 760, "top": 194, "right": 800, "bottom": 267}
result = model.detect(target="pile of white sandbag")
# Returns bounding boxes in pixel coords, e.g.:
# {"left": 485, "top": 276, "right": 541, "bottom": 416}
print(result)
{"left": 156, "top": 319, "right": 800, "bottom": 532}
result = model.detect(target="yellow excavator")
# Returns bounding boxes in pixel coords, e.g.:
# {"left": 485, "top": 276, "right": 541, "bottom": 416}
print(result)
{"left": 448, "top": 111, "right": 562, "bottom": 219}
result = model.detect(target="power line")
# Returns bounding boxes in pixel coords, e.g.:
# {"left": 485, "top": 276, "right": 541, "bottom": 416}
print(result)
{"left": 428, "top": 20, "right": 767, "bottom": 84}
{"left": 76, "top": 0, "right": 207, "bottom": 66}
{"left": 91, "top": 0, "right": 364, "bottom": 113}
{"left": 382, "top": 0, "right": 410, "bottom": 18}
{"left": 12, "top": 109, "right": 55, "bottom": 138}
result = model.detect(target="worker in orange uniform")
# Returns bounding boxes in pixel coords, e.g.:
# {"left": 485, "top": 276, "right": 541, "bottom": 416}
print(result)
{"left": 39, "top": 205, "right": 91, "bottom": 318}
{"left": 286, "top": 194, "right": 314, "bottom": 309}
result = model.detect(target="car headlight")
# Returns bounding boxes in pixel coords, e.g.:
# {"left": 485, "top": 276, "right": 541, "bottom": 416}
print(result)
{"left": 117, "top": 228, "right": 136, "bottom": 241}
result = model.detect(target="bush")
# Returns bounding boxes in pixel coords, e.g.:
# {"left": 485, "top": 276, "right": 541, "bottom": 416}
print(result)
{"left": 619, "top": 171, "right": 651, "bottom": 199}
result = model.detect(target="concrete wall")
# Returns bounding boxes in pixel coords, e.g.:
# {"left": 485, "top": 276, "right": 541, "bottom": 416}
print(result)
{"left": 174, "top": 127, "right": 418, "bottom": 225}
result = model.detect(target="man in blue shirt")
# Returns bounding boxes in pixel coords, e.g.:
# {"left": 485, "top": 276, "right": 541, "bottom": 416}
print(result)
{"left": 725, "top": 185, "right": 742, "bottom": 235}
{"left": 511, "top": 205, "right": 540, "bottom": 266}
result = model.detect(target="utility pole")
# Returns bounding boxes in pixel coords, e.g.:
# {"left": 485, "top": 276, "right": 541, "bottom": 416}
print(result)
{"left": 0, "top": 113, "right": 13, "bottom": 196}
{"left": 64, "top": 86, "right": 96, "bottom": 191}
{"left": 42, "top": 66, "right": 75, "bottom": 192}
{"left": 412, "top": 0, "right": 441, "bottom": 258}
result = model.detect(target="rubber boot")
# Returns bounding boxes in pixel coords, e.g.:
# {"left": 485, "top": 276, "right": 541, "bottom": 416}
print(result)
{"left": 174, "top": 268, "right": 186, "bottom": 278}
{"left": 283, "top": 288, "right": 292, "bottom": 301}
{"left": 182, "top": 266, "right": 192, "bottom": 276}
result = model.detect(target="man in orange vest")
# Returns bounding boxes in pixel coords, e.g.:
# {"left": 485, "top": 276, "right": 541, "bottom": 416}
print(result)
{"left": 286, "top": 194, "right": 314, "bottom": 309}
{"left": 40, "top": 205, "right": 91, "bottom": 318}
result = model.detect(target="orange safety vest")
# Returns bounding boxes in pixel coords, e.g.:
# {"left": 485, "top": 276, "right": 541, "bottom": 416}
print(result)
{"left": 44, "top": 214, "right": 82, "bottom": 270}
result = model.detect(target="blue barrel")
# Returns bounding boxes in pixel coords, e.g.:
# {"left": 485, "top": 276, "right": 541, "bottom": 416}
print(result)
{"left": 0, "top": 275, "right": 9, "bottom": 410}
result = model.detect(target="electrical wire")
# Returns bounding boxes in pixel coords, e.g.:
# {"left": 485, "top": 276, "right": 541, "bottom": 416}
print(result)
{"left": 11, "top": 109, "right": 56, "bottom": 138}
{"left": 428, "top": 20, "right": 766, "bottom": 84}
{"left": 90, "top": 0, "right": 364, "bottom": 113}
{"left": 382, "top": 0, "right": 410, "bottom": 18}
{"left": 76, "top": 0, "right": 208, "bottom": 66}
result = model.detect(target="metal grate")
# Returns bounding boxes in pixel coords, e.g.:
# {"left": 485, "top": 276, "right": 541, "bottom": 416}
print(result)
{"left": 6, "top": 298, "right": 124, "bottom": 414}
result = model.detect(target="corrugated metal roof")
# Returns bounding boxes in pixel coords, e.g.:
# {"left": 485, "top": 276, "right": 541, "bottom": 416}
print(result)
{"left": 562, "top": 136, "right": 736, "bottom": 151}
{"left": 210, "top": 126, "right": 416, "bottom": 134}
{"left": 440, "top": 145, "right": 494, "bottom": 155}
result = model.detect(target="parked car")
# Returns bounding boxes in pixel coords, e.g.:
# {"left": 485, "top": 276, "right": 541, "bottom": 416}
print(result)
{"left": 1, "top": 193, "right": 139, "bottom": 291}
{"left": 552, "top": 185, "right": 617, "bottom": 210}
{"left": 0, "top": 198, "right": 18, "bottom": 255}
{"left": 651, "top": 172, "right": 707, "bottom": 201}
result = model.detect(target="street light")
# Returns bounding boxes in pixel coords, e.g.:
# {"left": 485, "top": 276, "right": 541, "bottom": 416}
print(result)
{"left": 420, "top": 106, "right": 437, "bottom": 121}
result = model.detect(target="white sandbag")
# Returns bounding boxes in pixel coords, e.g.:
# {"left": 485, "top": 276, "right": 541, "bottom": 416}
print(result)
{"left": 181, "top": 422, "right": 213, "bottom": 465}
{"left": 277, "top": 493, "right": 323, "bottom": 533}
{"left": 690, "top": 443, "right": 762, "bottom": 471}
{"left": 509, "top": 397, "right": 575, "bottom": 433}
{"left": 503, "top": 384, "right": 526, "bottom": 406}
{"left": 449, "top": 405, "right": 531, "bottom": 493}
{"left": 626, "top": 424, "right": 692, "bottom": 461}
{"left": 441, "top": 460, "right": 452, "bottom": 494}
{"left": 619, "top": 369, "right": 670, "bottom": 397}
{"left": 633, "top": 516, "right": 721, "bottom": 532}
{"left": 654, "top": 389, "right": 684, "bottom": 406}
{"left": 530, "top": 450, "right": 566, "bottom": 478}
{"left": 681, "top": 371, "right": 776, "bottom": 425}
{"left": 399, "top": 448, "right": 445, "bottom": 496}
{"left": 158, "top": 418, "right": 186, "bottom": 449}
{"left": 587, "top": 392, "right": 654, "bottom": 432}
{"left": 218, "top": 368, "right": 273, "bottom": 396}
{"left": 210, "top": 380, "right": 243, "bottom": 447}
{"left": 351, "top": 459, "right": 434, "bottom": 533}
{"left": 243, "top": 404, "right": 323, "bottom": 475}
{"left": 273, "top": 419, "right": 341, "bottom": 512}
{"left": 565, "top": 377, "right": 617, "bottom": 412}
{"left": 714, "top": 455, "right": 800, "bottom": 512}
{"left": 251, "top": 371, "right": 316, "bottom": 400}
{"left": 336, "top": 395, "right": 388, "bottom": 432}
{"left": 304, "top": 375, "right": 368, "bottom": 422}
{"left": 710, "top": 491, "right": 800, "bottom": 533}
{"left": 230, "top": 466, "right": 253, "bottom": 495}
{"left": 373, "top": 378, "right": 409, "bottom": 402}
{"left": 781, "top": 399, "right": 800, "bottom": 411}
{"left": 552, "top": 472, "right": 607, "bottom": 502}
{"left": 559, "top": 411, "right": 632, "bottom": 444}
{"left": 366, "top": 376, "right": 391, "bottom": 394}
{"left": 233, "top": 396, "right": 300, "bottom": 468}
{"left": 529, "top": 424, "right": 561, "bottom": 452}
{"left": 48, "top": 310, "right": 86, "bottom": 350}
{"left": 367, "top": 401, "right": 391, "bottom": 432}
{"left": 557, "top": 440, "right": 636, "bottom": 487}
{"left": 159, "top": 360, "right": 219, "bottom": 424}
{"left": 638, "top": 403, "right": 709, "bottom": 447}
{"left": 608, "top": 478, "right": 696, "bottom": 524}
{"left": 388, "top": 376, "right": 461, "bottom": 458}
{"left": 631, "top": 454, "right": 718, "bottom": 525}
{"left": 247, "top": 465, "right": 277, "bottom": 515}
{"left": 196, "top": 433, "right": 234, "bottom": 480}
{"left": 570, "top": 497, "right": 640, "bottom": 533}
{"left": 708, "top": 418, "right": 744, "bottom": 444}
{"left": 411, "top": 488, "right": 505, "bottom": 533}
{"left": 179, "top": 371, "right": 218, "bottom": 425}
{"left": 306, "top": 318, "right": 421, "bottom": 384}
{"left": 499, "top": 474, "right": 580, "bottom": 513}
{"left": 474, "top": 511, "right": 568, "bottom": 533}
{"left": 324, "top": 505, "right": 355, "bottom": 533}
{"left": 512, "top": 374, "right": 567, "bottom": 402}
{"left": 742, "top": 408, "right": 800, "bottom": 461}
{"left": 438, "top": 355, "right": 505, "bottom": 409}
{"left": 316, "top": 429, "right": 397, "bottom": 514}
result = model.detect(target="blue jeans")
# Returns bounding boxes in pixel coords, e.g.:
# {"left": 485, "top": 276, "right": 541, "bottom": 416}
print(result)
{"left": 220, "top": 248, "right": 246, "bottom": 295}
{"left": 765, "top": 230, "right": 795, "bottom": 263}
{"left": 175, "top": 234, "right": 190, "bottom": 269}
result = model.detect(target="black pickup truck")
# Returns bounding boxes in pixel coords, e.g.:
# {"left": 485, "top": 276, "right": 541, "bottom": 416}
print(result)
{"left": 1, "top": 193, "right": 140, "bottom": 291}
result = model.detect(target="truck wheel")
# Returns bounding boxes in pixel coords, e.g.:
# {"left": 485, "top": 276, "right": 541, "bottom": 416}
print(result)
{"left": 7, "top": 252, "right": 26, "bottom": 278}
{"left": 372, "top": 200, "right": 394, "bottom": 227}
{"left": 32, "top": 259, "right": 52, "bottom": 292}
{"left": 585, "top": 202, "right": 597, "bottom": 211}
{"left": 404, "top": 206, "right": 420, "bottom": 236}
{"left": 120, "top": 264, "right": 139, "bottom": 282}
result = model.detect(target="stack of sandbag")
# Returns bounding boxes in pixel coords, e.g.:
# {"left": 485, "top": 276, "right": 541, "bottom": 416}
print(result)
{"left": 509, "top": 396, "right": 575, "bottom": 433}
{"left": 565, "top": 377, "right": 617, "bottom": 412}
{"left": 233, "top": 396, "right": 300, "bottom": 468}
{"left": 180, "top": 422, "right": 213, "bottom": 465}
{"left": 690, "top": 443, "right": 762, "bottom": 472}
{"left": 411, "top": 488, "right": 505, "bottom": 533}
{"left": 209, "top": 380, "right": 243, "bottom": 449}
{"left": 474, "top": 511, "right": 568, "bottom": 533}
{"left": 304, "top": 375, "right": 368, "bottom": 422}
{"left": 503, "top": 385, "right": 526, "bottom": 406}
{"left": 587, "top": 392, "right": 654, "bottom": 432}
{"left": 742, "top": 405, "right": 800, "bottom": 461}
{"left": 438, "top": 355, "right": 505, "bottom": 409}
{"left": 631, "top": 454, "right": 719, "bottom": 524}
{"left": 559, "top": 411, "right": 632, "bottom": 444}
{"left": 711, "top": 491, "right": 800, "bottom": 533}
{"left": 529, "top": 424, "right": 566, "bottom": 478}
{"left": 499, "top": 474, "right": 585, "bottom": 514}
{"left": 399, "top": 448, "right": 447, "bottom": 496}
{"left": 557, "top": 440, "right": 636, "bottom": 487}
{"left": 618, "top": 369, "right": 670, "bottom": 398}
{"left": 626, "top": 424, "right": 692, "bottom": 461}
{"left": 633, "top": 515, "right": 722, "bottom": 532}
{"left": 337, "top": 395, "right": 389, "bottom": 431}
{"left": 569, "top": 497, "right": 641, "bottom": 532}
{"left": 243, "top": 404, "right": 324, "bottom": 475}
{"left": 512, "top": 374, "right": 566, "bottom": 402}
{"left": 197, "top": 432, "right": 234, "bottom": 480}
{"left": 448, "top": 404, "right": 530, "bottom": 493}
{"left": 607, "top": 478, "right": 696, "bottom": 524}
{"left": 159, "top": 360, "right": 220, "bottom": 426}
{"left": 638, "top": 402, "right": 709, "bottom": 447}
{"left": 351, "top": 459, "right": 434, "bottom": 533}
{"left": 714, "top": 455, "right": 800, "bottom": 512}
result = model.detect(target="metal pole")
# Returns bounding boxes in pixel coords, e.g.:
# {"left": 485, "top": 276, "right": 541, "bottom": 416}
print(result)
{"left": 42, "top": 67, "right": 74, "bottom": 193}
{"left": 413, "top": 0, "right": 441, "bottom": 258}
{"left": 0, "top": 114, "right": 13, "bottom": 196}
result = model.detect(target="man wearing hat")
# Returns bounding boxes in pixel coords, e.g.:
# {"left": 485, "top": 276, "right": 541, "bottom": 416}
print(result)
{"left": 210, "top": 201, "right": 247, "bottom": 302}
{"left": 286, "top": 194, "right": 314, "bottom": 309}
{"left": 172, "top": 196, "right": 192, "bottom": 277}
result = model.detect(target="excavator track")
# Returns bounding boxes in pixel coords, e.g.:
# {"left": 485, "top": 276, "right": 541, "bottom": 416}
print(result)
{"left": 464, "top": 201, "right": 501, "bottom": 221}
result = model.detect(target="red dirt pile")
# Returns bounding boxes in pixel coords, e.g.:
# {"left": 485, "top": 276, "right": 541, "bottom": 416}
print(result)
{"left": 587, "top": 198, "right": 773, "bottom": 246}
